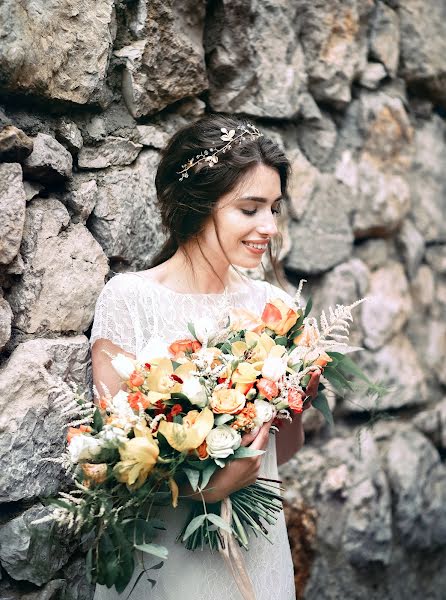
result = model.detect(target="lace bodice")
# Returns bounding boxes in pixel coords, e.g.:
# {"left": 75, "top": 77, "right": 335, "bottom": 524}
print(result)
{"left": 91, "top": 271, "right": 296, "bottom": 600}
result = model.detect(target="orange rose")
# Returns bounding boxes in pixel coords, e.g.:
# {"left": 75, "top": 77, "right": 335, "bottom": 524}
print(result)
{"left": 67, "top": 424, "right": 92, "bottom": 443}
{"left": 257, "top": 378, "right": 279, "bottom": 401}
{"left": 210, "top": 388, "right": 246, "bottom": 414}
{"left": 288, "top": 388, "right": 304, "bottom": 413}
{"left": 230, "top": 307, "right": 266, "bottom": 334}
{"left": 168, "top": 338, "right": 202, "bottom": 359}
{"left": 232, "top": 402, "right": 257, "bottom": 431}
{"left": 128, "top": 391, "right": 151, "bottom": 410}
{"left": 183, "top": 410, "right": 199, "bottom": 428}
{"left": 293, "top": 324, "right": 318, "bottom": 347}
{"left": 314, "top": 352, "right": 332, "bottom": 368}
{"left": 262, "top": 298, "right": 298, "bottom": 336}
{"left": 81, "top": 463, "right": 108, "bottom": 484}
{"left": 196, "top": 440, "right": 209, "bottom": 460}
{"left": 129, "top": 370, "right": 145, "bottom": 387}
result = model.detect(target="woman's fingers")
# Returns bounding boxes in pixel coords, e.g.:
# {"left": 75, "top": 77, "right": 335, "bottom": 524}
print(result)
{"left": 306, "top": 369, "right": 321, "bottom": 399}
{"left": 249, "top": 418, "right": 274, "bottom": 451}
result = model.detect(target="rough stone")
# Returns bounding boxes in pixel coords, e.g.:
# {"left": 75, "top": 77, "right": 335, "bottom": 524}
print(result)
{"left": 361, "top": 262, "right": 412, "bottom": 350}
{"left": 0, "top": 0, "right": 115, "bottom": 105}
{"left": 0, "top": 296, "right": 13, "bottom": 351}
{"left": 206, "top": 0, "right": 307, "bottom": 118}
{"left": 136, "top": 125, "right": 170, "bottom": 149}
{"left": 23, "top": 181, "right": 44, "bottom": 202}
{"left": 369, "top": 1, "right": 399, "bottom": 77}
{"left": 413, "top": 399, "right": 446, "bottom": 451}
{"left": 62, "top": 177, "right": 98, "bottom": 223}
{"left": 410, "top": 265, "right": 435, "bottom": 309}
{"left": 395, "top": 219, "right": 425, "bottom": 279}
{"left": 63, "top": 556, "right": 95, "bottom": 600}
{"left": 0, "top": 336, "right": 91, "bottom": 502}
{"left": 6, "top": 198, "right": 108, "bottom": 334}
{"left": 21, "top": 580, "right": 66, "bottom": 600}
{"left": 409, "top": 116, "right": 446, "bottom": 243}
{"left": 298, "top": 0, "right": 371, "bottom": 106}
{"left": 425, "top": 245, "right": 446, "bottom": 275}
{"left": 78, "top": 136, "right": 142, "bottom": 169}
{"left": 115, "top": 0, "right": 207, "bottom": 118}
{"left": 0, "top": 163, "right": 26, "bottom": 265}
{"left": 56, "top": 120, "right": 83, "bottom": 154}
{"left": 0, "top": 125, "right": 33, "bottom": 162}
{"left": 343, "top": 334, "right": 427, "bottom": 412}
{"left": 287, "top": 147, "right": 318, "bottom": 220}
{"left": 406, "top": 318, "right": 446, "bottom": 388}
{"left": 385, "top": 427, "right": 446, "bottom": 549}
{"left": 359, "top": 62, "right": 387, "bottom": 90}
{"left": 88, "top": 149, "right": 164, "bottom": 271}
{"left": 285, "top": 175, "right": 354, "bottom": 274}
{"left": 0, "top": 505, "right": 74, "bottom": 585}
{"left": 399, "top": 0, "right": 446, "bottom": 107}
{"left": 296, "top": 112, "right": 337, "bottom": 168}
{"left": 22, "top": 134, "right": 73, "bottom": 183}
{"left": 353, "top": 238, "right": 396, "bottom": 271}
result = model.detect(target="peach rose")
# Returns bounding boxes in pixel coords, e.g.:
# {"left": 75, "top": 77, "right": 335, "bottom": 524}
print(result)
{"left": 67, "top": 424, "right": 92, "bottom": 444}
{"left": 81, "top": 463, "right": 108, "bottom": 484}
{"left": 288, "top": 388, "right": 304, "bottom": 413}
{"left": 314, "top": 352, "right": 332, "bottom": 368}
{"left": 210, "top": 388, "right": 246, "bottom": 414}
{"left": 129, "top": 371, "right": 145, "bottom": 387}
{"left": 257, "top": 378, "right": 279, "bottom": 401}
{"left": 168, "top": 338, "right": 202, "bottom": 359}
{"left": 262, "top": 298, "right": 298, "bottom": 336}
{"left": 128, "top": 391, "right": 151, "bottom": 410}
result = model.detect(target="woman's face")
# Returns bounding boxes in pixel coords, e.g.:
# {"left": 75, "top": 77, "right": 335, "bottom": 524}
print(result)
{"left": 198, "top": 164, "right": 283, "bottom": 269}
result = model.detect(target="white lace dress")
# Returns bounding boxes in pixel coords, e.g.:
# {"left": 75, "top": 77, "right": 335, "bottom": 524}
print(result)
{"left": 90, "top": 272, "right": 296, "bottom": 600}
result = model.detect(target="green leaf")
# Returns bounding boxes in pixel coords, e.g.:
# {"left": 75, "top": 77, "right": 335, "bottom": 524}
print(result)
{"left": 233, "top": 447, "right": 265, "bottom": 459}
{"left": 206, "top": 513, "right": 232, "bottom": 533}
{"left": 214, "top": 413, "right": 233, "bottom": 426}
{"left": 93, "top": 408, "right": 103, "bottom": 432}
{"left": 323, "top": 366, "right": 353, "bottom": 393}
{"left": 275, "top": 336, "right": 288, "bottom": 346}
{"left": 312, "top": 392, "right": 334, "bottom": 426}
{"left": 187, "top": 322, "right": 198, "bottom": 341}
{"left": 200, "top": 463, "right": 217, "bottom": 490}
{"left": 134, "top": 543, "right": 168, "bottom": 560}
{"left": 170, "top": 392, "right": 190, "bottom": 403}
{"left": 184, "top": 468, "right": 200, "bottom": 492}
{"left": 85, "top": 548, "right": 93, "bottom": 583}
{"left": 304, "top": 297, "right": 313, "bottom": 318}
{"left": 334, "top": 354, "right": 371, "bottom": 383}
{"left": 214, "top": 458, "right": 226, "bottom": 468}
{"left": 182, "top": 514, "right": 206, "bottom": 541}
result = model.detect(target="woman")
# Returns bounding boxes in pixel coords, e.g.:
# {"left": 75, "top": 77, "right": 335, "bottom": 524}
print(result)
{"left": 90, "top": 114, "right": 319, "bottom": 600}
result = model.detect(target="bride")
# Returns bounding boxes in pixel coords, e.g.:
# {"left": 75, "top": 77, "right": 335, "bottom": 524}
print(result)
{"left": 90, "top": 114, "right": 319, "bottom": 600}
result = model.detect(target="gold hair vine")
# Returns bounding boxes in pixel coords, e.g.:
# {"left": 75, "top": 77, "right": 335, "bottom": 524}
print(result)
{"left": 177, "top": 123, "right": 263, "bottom": 181}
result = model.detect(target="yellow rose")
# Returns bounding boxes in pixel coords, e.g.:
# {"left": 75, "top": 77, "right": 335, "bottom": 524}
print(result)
{"left": 158, "top": 407, "right": 214, "bottom": 452}
{"left": 113, "top": 428, "right": 159, "bottom": 489}
{"left": 210, "top": 388, "right": 246, "bottom": 414}
{"left": 262, "top": 298, "right": 298, "bottom": 336}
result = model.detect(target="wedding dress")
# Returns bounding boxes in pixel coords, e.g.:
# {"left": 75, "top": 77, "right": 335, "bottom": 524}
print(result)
{"left": 90, "top": 271, "right": 296, "bottom": 600}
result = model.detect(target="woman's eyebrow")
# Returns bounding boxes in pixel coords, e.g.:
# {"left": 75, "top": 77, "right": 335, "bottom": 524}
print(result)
{"left": 237, "top": 195, "right": 283, "bottom": 203}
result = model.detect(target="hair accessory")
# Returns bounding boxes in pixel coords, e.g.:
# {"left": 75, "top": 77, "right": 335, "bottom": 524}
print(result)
{"left": 177, "top": 123, "right": 263, "bottom": 181}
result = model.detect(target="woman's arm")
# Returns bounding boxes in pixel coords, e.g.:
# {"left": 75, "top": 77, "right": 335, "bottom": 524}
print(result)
{"left": 91, "top": 338, "right": 136, "bottom": 399}
{"left": 276, "top": 413, "right": 305, "bottom": 466}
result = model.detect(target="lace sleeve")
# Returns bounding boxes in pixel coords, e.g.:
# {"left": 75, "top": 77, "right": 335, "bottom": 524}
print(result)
{"left": 263, "top": 281, "right": 297, "bottom": 308}
{"left": 89, "top": 274, "right": 136, "bottom": 355}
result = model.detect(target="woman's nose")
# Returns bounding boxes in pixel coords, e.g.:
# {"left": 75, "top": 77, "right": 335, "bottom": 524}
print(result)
{"left": 257, "top": 211, "right": 279, "bottom": 237}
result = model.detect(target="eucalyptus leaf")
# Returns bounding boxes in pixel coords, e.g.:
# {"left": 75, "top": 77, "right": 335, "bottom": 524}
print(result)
{"left": 200, "top": 463, "right": 217, "bottom": 490}
{"left": 134, "top": 543, "right": 168, "bottom": 560}
{"left": 182, "top": 514, "right": 207, "bottom": 541}
{"left": 214, "top": 413, "right": 233, "bottom": 426}
{"left": 233, "top": 447, "right": 265, "bottom": 459}
{"left": 312, "top": 392, "right": 334, "bottom": 426}
{"left": 304, "top": 297, "right": 313, "bottom": 317}
{"left": 93, "top": 408, "right": 103, "bottom": 432}
{"left": 184, "top": 468, "right": 200, "bottom": 492}
{"left": 187, "top": 322, "right": 198, "bottom": 341}
{"left": 206, "top": 513, "right": 232, "bottom": 533}
{"left": 275, "top": 336, "right": 288, "bottom": 346}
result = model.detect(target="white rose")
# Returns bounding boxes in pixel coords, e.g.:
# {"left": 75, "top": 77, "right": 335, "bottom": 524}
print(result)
{"left": 262, "top": 355, "right": 287, "bottom": 382}
{"left": 137, "top": 338, "right": 170, "bottom": 363}
{"left": 206, "top": 425, "right": 241, "bottom": 459}
{"left": 111, "top": 354, "right": 136, "bottom": 380}
{"left": 110, "top": 390, "right": 138, "bottom": 430}
{"left": 182, "top": 377, "right": 208, "bottom": 408}
{"left": 193, "top": 316, "right": 219, "bottom": 346}
{"left": 68, "top": 435, "right": 103, "bottom": 464}
{"left": 253, "top": 399, "right": 276, "bottom": 427}
{"left": 98, "top": 425, "right": 128, "bottom": 445}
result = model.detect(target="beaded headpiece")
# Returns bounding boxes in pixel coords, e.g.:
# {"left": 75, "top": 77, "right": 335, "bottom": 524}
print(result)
{"left": 176, "top": 123, "right": 263, "bottom": 181}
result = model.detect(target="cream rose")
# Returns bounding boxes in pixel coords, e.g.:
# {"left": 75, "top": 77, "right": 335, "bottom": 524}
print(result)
{"left": 210, "top": 388, "right": 246, "bottom": 414}
{"left": 68, "top": 435, "right": 103, "bottom": 463}
{"left": 182, "top": 377, "right": 208, "bottom": 408}
{"left": 261, "top": 355, "right": 287, "bottom": 382}
{"left": 206, "top": 425, "right": 241, "bottom": 459}
{"left": 253, "top": 399, "right": 276, "bottom": 427}
{"left": 194, "top": 316, "right": 219, "bottom": 346}
{"left": 111, "top": 354, "right": 136, "bottom": 380}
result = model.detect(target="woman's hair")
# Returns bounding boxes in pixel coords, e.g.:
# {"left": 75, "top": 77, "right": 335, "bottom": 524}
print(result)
{"left": 151, "top": 113, "right": 291, "bottom": 282}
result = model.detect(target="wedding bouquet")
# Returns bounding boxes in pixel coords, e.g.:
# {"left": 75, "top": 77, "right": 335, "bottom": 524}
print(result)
{"left": 42, "top": 281, "right": 378, "bottom": 591}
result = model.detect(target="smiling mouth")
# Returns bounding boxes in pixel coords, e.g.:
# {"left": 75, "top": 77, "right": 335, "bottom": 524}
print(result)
{"left": 242, "top": 241, "right": 269, "bottom": 252}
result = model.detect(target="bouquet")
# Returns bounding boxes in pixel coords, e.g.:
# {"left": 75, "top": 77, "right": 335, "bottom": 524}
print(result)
{"left": 41, "top": 281, "right": 379, "bottom": 592}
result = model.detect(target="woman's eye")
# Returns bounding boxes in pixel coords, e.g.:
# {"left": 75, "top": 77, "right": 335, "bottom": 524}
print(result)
{"left": 272, "top": 204, "right": 281, "bottom": 215}
{"left": 241, "top": 209, "right": 257, "bottom": 216}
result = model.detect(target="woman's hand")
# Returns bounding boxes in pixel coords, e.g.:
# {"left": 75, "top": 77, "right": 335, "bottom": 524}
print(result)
{"left": 301, "top": 368, "right": 322, "bottom": 411}
{"left": 183, "top": 417, "right": 274, "bottom": 504}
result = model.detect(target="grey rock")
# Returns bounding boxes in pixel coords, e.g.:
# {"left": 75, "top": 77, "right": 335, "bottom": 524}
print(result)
{"left": 385, "top": 427, "right": 446, "bottom": 549}
{"left": 0, "top": 505, "right": 73, "bottom": 585}
{"left": 399, "top": 0, "right": 446, "bottom": 107}
{"left": 78, "top": 137, "right": 142, "bottom": 169}
{"left": 88, "top": 149, "right": 165, "bottom": 271}
{"left": 21, "top": 580, "right": 66, "bottom": 600}
{"left": 0, "top": 125, "right": 33, "bottom": 162}
{"left": 136, "top": 125, "right": 170, "bottom": 149}
{"left": 395, "top": 219, "right": 425, "bottom": 279}
{"left": 409, "top": 116, "right": 446, "bottom": 243}
{"left": 298, "top": 0, "right": 371, "bottom": 106}
{"left": 297, "top": 112, "right": 337, "bottom": 168}
{"left": 0, "top": 163, "right": 26, "bottom": 265}
{"left": 23, "top": 181, "right": 44, "bottom": 202}
{"left": 413, "top": 399, "right": 446, "bottom": 450}
{"left": 353, "top": 238, "right": 396, "bottom": 271}
{"left": 63, "top": 556, "right": 95, "bottom": 600}
{"left": 0, "top": 0, "right": 115, "bottom": 105}
{"left": 23, "top": 134, "right": 72, "bottom": 183}
{"left": 369, "top": 2, "right": 400, "bottom": 77}
{"left": 285, "top": 174, "right": 354, "bottom": 274}
{"left": 0, "top": 336, "right": 91, "bottom": 502}
{"left": 62, "top": 177, "right": 98, "bottom": 223}
{"left": 56, "top": 120, "right": 83, "bottom": 154}
{"left": 6, "top": 198, "right": 108, "bottom": 334}
{"left": 206, "top": 0, "right": 307, "bottom": 118}
{"left": 425, "top": 244, "right": 446, "bottom": 275}
{"left": 343, "top": 334, "right": 427, "bottom": 412}
{"left": 115, "top": 0, "right": 207, "bottom": 118}
{"left": 0, "top": 296, "right": 13, "bottom": 351}
{"left": 410, "top": 265, "right": 435, "bottom": 308}
{"left": 361, "top": 262, "right": 412, "bottom": 350}
{"left": 406, "top": 318, "right": 446, "bottom": 388}
{"left": 287, "top": 147, "right": 318, "bottom": 220}
{"left": 359, "top": 62, "right": 388, "bottom": 90}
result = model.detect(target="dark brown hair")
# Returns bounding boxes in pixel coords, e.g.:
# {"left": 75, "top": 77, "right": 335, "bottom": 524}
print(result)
{"left": 151, "top": 114, "right": 290, "bottom": 283}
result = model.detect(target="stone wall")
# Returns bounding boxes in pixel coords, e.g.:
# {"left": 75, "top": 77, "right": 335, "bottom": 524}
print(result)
{"left": 0, "top": 1, "right": 445, "bottom": 599}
